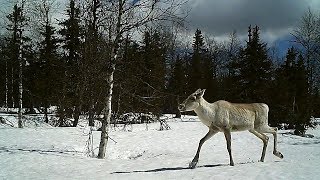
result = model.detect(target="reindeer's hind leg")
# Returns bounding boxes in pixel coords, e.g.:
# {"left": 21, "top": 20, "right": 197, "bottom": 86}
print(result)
{"left": 258, "top": 126, "right": 284, "bottom": 159}
{"left": 249, "top": 129, "right": 269, "bottom": 162}
{"left": 223, "top": 129, "right": 234, "bottom": 166}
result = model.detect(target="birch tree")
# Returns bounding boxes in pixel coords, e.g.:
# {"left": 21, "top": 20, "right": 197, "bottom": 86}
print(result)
{"left": 292, "top": 8, "right": 320, "bottom": 92}
{"left": 5, "top": 0, "right": 29, "bottom": 128}
{"left": 97, "top": 0, "right": 187, "bottom": 159}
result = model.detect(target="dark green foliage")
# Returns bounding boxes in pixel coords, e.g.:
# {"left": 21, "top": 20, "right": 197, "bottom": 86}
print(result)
{"left": 186, "top": 29, "right": 219, "bottom": 102}
{"left": 312, "top": 89, "right": 320, "bottom": 117}
{"left": 271, "top": 47, "right": 313, "bottom": 134}
{"left": 189, "top": 29, "right": 206, "bottom": 91}
{"left": 137, "top": 30, "right": 167, "bottom": 116}
{"left": 113, "top": 37, "right": 142, "bottom": 114}
{"left": 2, "top": 3, "right": 30, "bottom": 108}
{"left": 229, "top": 26, "right": 272, "bottom": 103}
{"left": 0, "top": 1, "right": 318, "bottom": 134}
{"left": 58, "top": 0, "right": 83, "bottom": 126}
{"left": 0, "top": 37, "right": 6, "bottom": 106}
{"left": 113, "top": 30, "right": 167, "bottom": 117}
{"left": 167, "top": 54, "right": 188, "bottom": 116}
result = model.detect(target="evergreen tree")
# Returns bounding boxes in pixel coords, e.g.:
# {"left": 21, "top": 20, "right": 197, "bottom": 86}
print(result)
{"left": 312, "top": 88, "right": 320, "bottom": 117}
{"left": 187, "top": 29, "right": 217, "bottom": 102}
{"left": 59, "top": 0, "right": 83, "bottom": 126}
{"left": 0, "top": 37, "right": 6, "bottom": 107}
{"left": 167, "top": 55, "right": 188, "bottom": 117}
{"left": 271, "top": 47, "right": 297, "bottom": 126}
{"left": 272, "top": 47, "right": 313, "bottom": 134}
{"left": 224, "top": 31, "right": 241, "bottom": 102}
{"left": 293, "top": 54, "right": 312, "bottom": 134}
{"left": 4, "top": 2, "right": 31, "bottom": 127}
{"left": 4, "top": 3, "right": 29, "bottom": 108}
{"left": 139, "top": 30, "right": 167, "bottom": 117}
{"left": 113, "top": 36, "right": 141, "bottom": 114}
{"left": 189, "top": 29, "right": 206, "bottom": 91}
{"left": 81, "top": 0, "right": 109, "bottom": 127}
{"left": 34, "top": 8, "right": 60, "bottom": 123}
{"left": 230, "top": 25, "right": 272, "bottom": 102}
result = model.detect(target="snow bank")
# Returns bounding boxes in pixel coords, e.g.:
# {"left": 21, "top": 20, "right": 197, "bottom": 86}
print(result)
{"left": 0, "top": 115, "right": 319, "bottom": 180}
{"left": 0, "top": 113, "right": 52, "bottom": 128}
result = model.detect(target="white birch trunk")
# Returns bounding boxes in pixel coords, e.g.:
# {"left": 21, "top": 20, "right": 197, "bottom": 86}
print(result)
{"left": 5, "top": 59, "right": 8, "bottom": 113}
{"left": 97, "top": 0, "right": 123, "bottom": 159}
{"left": 18, "top": 30, "right": 23, "bottom": 128}
{"left": 11, "top": 67, "right": 15, "bottom": 108}
{"left": 18, "top": 60, "right": 23, "bottom": 128}
{"left": 97, "top": 63, "right": 115, "bottom": 159}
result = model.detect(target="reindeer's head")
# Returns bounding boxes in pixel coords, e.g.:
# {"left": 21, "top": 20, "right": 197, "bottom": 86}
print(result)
{"left": 178, "top": 89, "right": 206, "bottom": 112}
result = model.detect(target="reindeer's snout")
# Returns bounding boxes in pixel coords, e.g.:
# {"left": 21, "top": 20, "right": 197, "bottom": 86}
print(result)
{"left": 178, "top": 104, "right": 185, "bottom": 111}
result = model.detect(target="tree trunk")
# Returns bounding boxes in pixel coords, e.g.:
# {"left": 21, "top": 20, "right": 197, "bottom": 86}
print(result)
{"left": 88, "top": 100, "right": 95, "bottom": 127}
{"left": 44, "top": 104, "right": 49, "bottom": 124}
{"left": 58, "top": 105, "right": 65, "bottom": 127}
{"left": 18, "top": 66, "right": 23, "bottom": 128}
{"left": 175, "top": 96, "right": 181, "bottom": 118}
{"left": 5, "top": 59, "right": 8, "bottom": 113}
{"left": 73, "top": 82, "right": 84, "bottom": 127}
{"left": 97, "top": 0, "right": 123, "bottom": 159}
{"left": 18, "top": 30, "right": 23, "bottom": 128}
{"left": 73, "top": 105, "right": 81, "bottom": 127}
{"left": 97, "top": 67, "right": 115, "bottom": 159}
{"left": 11, "top": 67, "right": 15, "bottom": 108}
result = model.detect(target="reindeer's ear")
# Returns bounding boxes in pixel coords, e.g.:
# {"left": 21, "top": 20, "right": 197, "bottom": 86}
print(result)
{"left": 195, "top": 89, "right": 202, "bottom": 94}
{"left": 199, "top": 89, "right": 206, "bottom": 97}
{"left": 195, "top": 89, "right": 206, "bottom": 98}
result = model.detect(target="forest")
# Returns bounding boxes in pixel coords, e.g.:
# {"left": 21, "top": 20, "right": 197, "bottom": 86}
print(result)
{"left": 0, "top": 0, "right": 320, "bottom": 138}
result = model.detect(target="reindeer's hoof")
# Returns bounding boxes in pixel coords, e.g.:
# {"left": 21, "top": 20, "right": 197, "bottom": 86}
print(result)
{"left": 230, "top": 162, "right": 234, "bottom": 166}
{"left": 274, "top": 151, "right": 284, "bottom": 159}
{"left": 189, "top": 161, "right": 197, "bottom": 169}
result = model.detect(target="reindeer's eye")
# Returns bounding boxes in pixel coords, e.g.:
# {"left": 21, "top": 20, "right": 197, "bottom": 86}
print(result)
{"left": 190, "top": 96, "right": 196, "bottom": 101}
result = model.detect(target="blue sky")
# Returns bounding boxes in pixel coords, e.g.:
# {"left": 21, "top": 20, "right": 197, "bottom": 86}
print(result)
{"left": 185, "top": 0, "right": 320, "bottom": 57}
{"left": 1, "top": 0, "right": 320, "bottom": 58}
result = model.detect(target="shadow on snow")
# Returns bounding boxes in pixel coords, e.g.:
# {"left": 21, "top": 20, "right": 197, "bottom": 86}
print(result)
{"left": 110, "top": 162, "right": 260, "bottom": 174}
{"left": 0, "top": 146, "right": 80, "bottom": 157}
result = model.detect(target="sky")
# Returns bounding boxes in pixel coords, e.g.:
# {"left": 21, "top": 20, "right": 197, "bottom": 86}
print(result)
{"left": 1, "top": 0, "right": 320, "bottom": 56}
{"left": 185, "top": 0, "right": 320, "bottom": 44}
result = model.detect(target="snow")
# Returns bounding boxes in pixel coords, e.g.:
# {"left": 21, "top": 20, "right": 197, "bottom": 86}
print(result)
{"left": 1, "top": 115, "right": 320, "bottom": 180}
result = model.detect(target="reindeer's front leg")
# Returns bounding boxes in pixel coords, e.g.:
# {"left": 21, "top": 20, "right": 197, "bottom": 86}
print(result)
{"left": 223, "top": 129, "right": 234, "bottom": 166}
{"left": 189, "top": 129, "right": 217, "bottom": 169}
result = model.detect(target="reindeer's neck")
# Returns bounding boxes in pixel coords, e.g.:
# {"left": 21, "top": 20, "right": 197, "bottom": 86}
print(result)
{"left": 194, "top": 98, "right": 215, "bottom": 119}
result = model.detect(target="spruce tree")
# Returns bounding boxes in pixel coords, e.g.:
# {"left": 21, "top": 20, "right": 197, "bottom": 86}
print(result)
{"left": 293, "top": 54, "right": 312, "bottom": 134}
{"left": 272, "top": 47, "right": 313, "bottom": 134}
{"left": 59, "top": 0, "right": 82, "bottom": 126}
{"left": 0, "top": 37, "right": 6, "bottom": 107}
{"left": 35, "top": 12, "right": 60, "bottom": 123}
{"left": 4, "top": 2, "right": 30, "bottom": 127}
{"left": 272, "top": 47, "right": 297, "bottom": 127}
{"left": 189, "top": 29, "right": 206, "bottom": 91}
{"left": 140, "top": 30, "right": 166, "bottom": 117}
{"left": 167, "top": 55, "right": 187, "bottom": 117}
{"left": 4, "top": 3, "right": 29, "bottom": 109}
{"left": 230, "top": 25, "right": 272, "bottom": 102}
{"left": 113, "top": 36, "right": 141, "bottom": 114}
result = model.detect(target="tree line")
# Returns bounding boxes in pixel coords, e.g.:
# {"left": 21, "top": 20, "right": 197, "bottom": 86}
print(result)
{"left": 0, "top": 1, "right": 320, "bottom": 135}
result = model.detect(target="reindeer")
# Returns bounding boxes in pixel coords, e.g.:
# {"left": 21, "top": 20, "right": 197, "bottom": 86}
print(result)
{"left": 178, "top": 89, "right": 283, "bottom": 168}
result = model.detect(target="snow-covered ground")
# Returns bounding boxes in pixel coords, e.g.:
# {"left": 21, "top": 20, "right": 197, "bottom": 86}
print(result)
{"left": 1, "top": 115, "right": 320, "bottom": 180}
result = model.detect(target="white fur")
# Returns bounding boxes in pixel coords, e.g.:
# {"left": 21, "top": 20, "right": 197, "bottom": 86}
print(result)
{"left": 179, "top": 89, "right": 283, "bottom": 167}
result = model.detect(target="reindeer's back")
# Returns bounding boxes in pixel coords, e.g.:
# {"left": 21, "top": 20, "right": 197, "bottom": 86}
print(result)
{"left": 232, "top": 102, "right": 269, "bottom": 129}
{"left": 216, "top": 101, "right": 269, "bottom": 131}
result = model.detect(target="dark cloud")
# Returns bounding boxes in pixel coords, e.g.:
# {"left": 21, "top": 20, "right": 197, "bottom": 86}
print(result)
{"left": 186, "top": 0, "right": 319, "bottom": 42}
